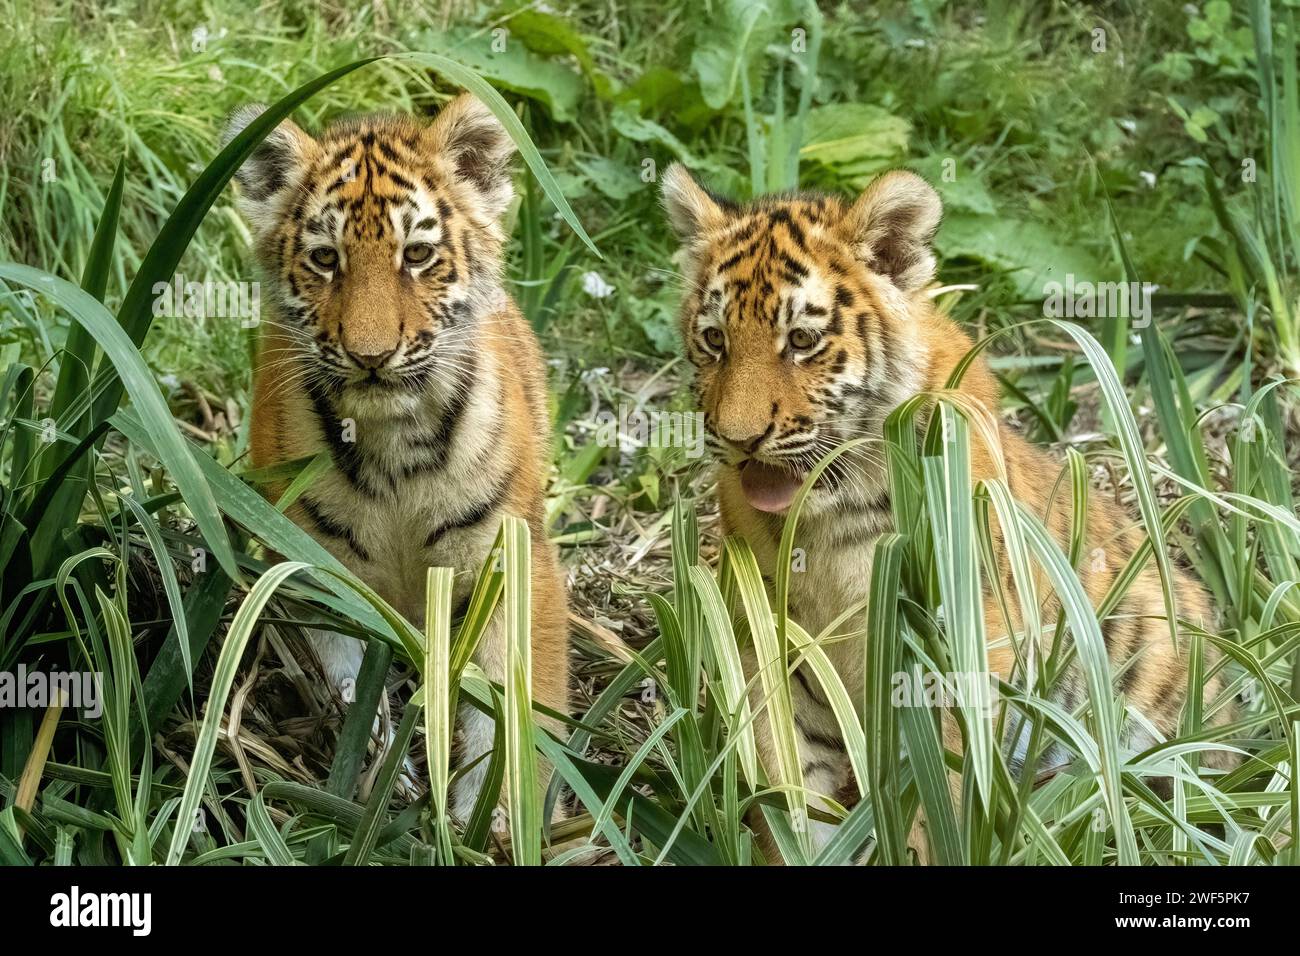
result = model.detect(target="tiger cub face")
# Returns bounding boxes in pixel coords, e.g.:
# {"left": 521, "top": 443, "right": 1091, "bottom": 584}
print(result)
{"left": 661, "top": 165, "right": 943, "bottom": 515}
{"left": 223, "top": 94, "right": 516, "bottom": 419}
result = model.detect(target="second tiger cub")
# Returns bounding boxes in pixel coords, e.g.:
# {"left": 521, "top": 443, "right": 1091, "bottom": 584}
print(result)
{"left": 661, "top": 163, "right": 1233, "bottom": 855}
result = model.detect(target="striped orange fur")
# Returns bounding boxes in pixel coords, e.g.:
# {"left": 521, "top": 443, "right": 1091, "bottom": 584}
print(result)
{"left": 223, "top": 94, "right": 569, "bottom": 819}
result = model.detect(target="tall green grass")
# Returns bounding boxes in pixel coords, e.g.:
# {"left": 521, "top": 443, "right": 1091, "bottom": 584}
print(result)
{"left": 2, "top": 4, "right": 1299, "bottom": 867}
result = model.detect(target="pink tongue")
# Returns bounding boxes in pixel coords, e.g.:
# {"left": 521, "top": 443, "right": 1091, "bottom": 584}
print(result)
{"left": 739, "top": 461, "right": 803, "bottom": 513}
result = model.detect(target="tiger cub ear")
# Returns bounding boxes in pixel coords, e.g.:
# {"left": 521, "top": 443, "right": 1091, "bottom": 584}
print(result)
{"left": 221, "top": 105, "right": 318, "bottom": 238}
{"left": 839, "top": 170, "right": 942, "bottom": 292}
{"left": 426, "top": 94, "right": 517, "bottom": 219}
{"left": 660, "top": 163, "right": 729, "bottom": 242}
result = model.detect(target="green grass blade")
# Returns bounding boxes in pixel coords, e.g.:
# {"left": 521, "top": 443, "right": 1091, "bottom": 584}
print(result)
{"left": 788, "top": 620, "right": 868, "bottom": 792}
{"left": 111, "top": 407, "right": 400, "bottom": 649}
{"left": 343, "top": 698, "right": 422, "bottom": 866}
{"left": 689, "top": 565, "right": 759, "bottom": 787}
{"left": 424, "top": 566, "right": 455, "bottom": 861}
{"left": 897, "top": 661, "right": 963, "bottom": 865}
{"left": 248, "top": 792, "right": 297, "bottom": 866}
{"left": 533, "top": 731, "right": 641, "bottom": 866}
{"left": 866, "top": 533, "right": 922, "bottom": 862}
{"left": 501, "top": 516, "right": 540, "bottom": 865}
{"left": 723, "top": 535, "right": 809, "bottom": 851}
{"left": 133, "top": 568, "right": 231, "bottom": 755}
{"left": 922, "top": 403, "right": 994, "bottom": 807}
{"left": 324, "top": 642, "right": 393, "bottom": 801}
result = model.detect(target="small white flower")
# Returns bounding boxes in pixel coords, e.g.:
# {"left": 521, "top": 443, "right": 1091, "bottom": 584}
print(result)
{"left": 581, "top": 271, "right": 615, "bottom": 299}
{"left": 1118, "top": 118, "right": 1137, "bottom": 134}
{"left": 159, "top": 374, "right": 180, "bottom": 390}
{"left": 1139, "top": 170, "right": 1157, "bottom": 188}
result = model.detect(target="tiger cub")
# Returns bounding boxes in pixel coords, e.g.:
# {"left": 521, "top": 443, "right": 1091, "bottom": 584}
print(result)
{"left": 223, "top": 94, "right": 570, "bottom": 819}
{"left": 660, "top": 163, "right": 1232, "bottom": 854}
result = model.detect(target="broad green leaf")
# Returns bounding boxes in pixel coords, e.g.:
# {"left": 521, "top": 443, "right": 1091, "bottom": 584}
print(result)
{"left": 799, "top": 103, "right": 910, "bottom": 180}
{"left": 416, "top": 27, "right": 584, "bottom": 122}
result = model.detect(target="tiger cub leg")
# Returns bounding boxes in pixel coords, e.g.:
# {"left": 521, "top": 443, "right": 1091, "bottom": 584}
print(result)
{"left": 747, "top": 658, "right": 853, "bottom": 862}
{"left": 307, "top": 630, "right": 365, "bottom": 695}
{"left": 306, "top": 629, "right": 428, "bottom": 791}
{"left": 449, "top": 549, "right": 570, "bottom": 826}
{"left": 448, "top": 610, "right": 505, "bottom": 826}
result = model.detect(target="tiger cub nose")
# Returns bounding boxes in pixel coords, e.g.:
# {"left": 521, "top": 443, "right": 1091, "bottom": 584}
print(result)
{"left": 718, "top": 423, "right": 770, "bottom": 452}
{"left": 345, "top": 346, "right": 397, "bottom": 370}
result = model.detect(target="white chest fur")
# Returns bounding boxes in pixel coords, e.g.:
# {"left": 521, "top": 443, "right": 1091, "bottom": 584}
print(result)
{"left": 294, "top": 358, "right": 509, "bottom": 623}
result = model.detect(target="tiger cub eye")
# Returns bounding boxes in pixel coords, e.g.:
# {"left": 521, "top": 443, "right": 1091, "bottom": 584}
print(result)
{"left": 309, "top": 247, "right": 338, "bottom": 270}
{"left": 789, "top": 328, "right": 819, "bottom": 350}
{"left": 403, "top": 243, "right": 435, "bottom": 266}
{"left": 703, "top": 327, "right": 725, "bottom": 350}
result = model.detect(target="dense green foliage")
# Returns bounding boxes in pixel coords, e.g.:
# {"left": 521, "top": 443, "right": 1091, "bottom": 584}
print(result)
{"left": 1, "top": 0, "right": 1298, "bottom": 865}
